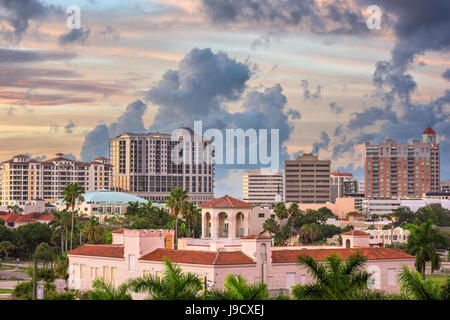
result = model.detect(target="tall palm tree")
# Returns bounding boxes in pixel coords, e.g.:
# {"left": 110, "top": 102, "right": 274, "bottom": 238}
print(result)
{"left": 405, "top": 219, "right": 446, "bottom": 280}
{"left": 292, "top": 251, "right": 373, "bottom": 300}
{"left": 397, "top": 265, "right": 442, "bottom": 300}
{"left": 50, "top": 210, "right": 71, "bottom": 253}
{"left": 165, "top": 188, "right": 188, "bottom": 249}
{"left": 126, "top": 201, "right": 141, "bottom": 216}
{"left": 288, "top": 202, "right": 301, "bottom": 245}
{"left": 262, "top": 218, "right": 278, "bottom": 237}
{"left": 182, "top": 202, "right": 196, "bottom": 238}
{"left": 274, "top": 202, "right": 288, "bottom": 227}
{"left": 88, "top": 278, "right": 133, "bottom": 300}
{"left": 82, "top": 217, "right": 105, "bottom": 244}
{"left": 129, "top": 257, "right": 202, "bottom": 300}
{"left": 62, "top": 183, "right": 85, "bottom": 251}
{"left": 205, "top": 274, "right": 268, "bottom": 300}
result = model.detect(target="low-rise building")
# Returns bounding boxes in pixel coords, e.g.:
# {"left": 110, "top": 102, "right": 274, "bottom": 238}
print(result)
{"left": 68, "top": 196, "right": 415, "bottom": 296}
{"left": 368, "top": 227, "right": 410, "bottom": 246}
{"left": 0, "top": 212, "right": 55, "bottom": 228}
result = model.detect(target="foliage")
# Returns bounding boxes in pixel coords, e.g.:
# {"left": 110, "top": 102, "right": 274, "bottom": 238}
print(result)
{"left": 129, "top": 257, "right": 202, "bottom": 300}
{"left": 62, "top": 183, "right": 85, "bottom": 251}
{"left": 262, "top": 218, "right": 278, "bottom": 235}
{"left": 13, "top": 222, "right": 53, "bottom": 257}
{"left": 204, "top": 274, "right": 268, "bottom": 300}
{"left": 405, "top": 219, "right": 447, "bottom": 279}
{"left": 292, "top": 251, "right": 382, "bottom": 300}
{"left": 300, "top": 223, "right": 321, "bottom": 244}
{"left": 82, "top": 217, "right": 106, "bottom": 244}
{"left": 342, "top": 224, "right": 354, "bottom": 233}
{"left": 398, "top": 266, "right": 443, "bottom": 300}
{"left": 0, "top": 241, "right": 15, "bottom": 259}
{"left": 55, "top": 254, "right": 69, "bottom": 279}
{"left": 165, "top": 188, "right": 189, "bottom": 248}
{"left": 12, "top": 280, "right": 58, "bottom": 300}
{"left": 87, "top": 278, "right": 132, "bottom": 300}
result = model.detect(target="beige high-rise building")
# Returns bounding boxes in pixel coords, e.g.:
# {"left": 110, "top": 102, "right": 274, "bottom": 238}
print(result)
{"left": 109, "top": 130, "right": 214, "bottom": 204}
{"left": 0, "top": 153, "right": 112, "bottom": 205}
{"left": 242, "top": 168, "right": 283, "bottom": 205}
{"left": 285, "top": 154, "right": 331, "bottom": 203}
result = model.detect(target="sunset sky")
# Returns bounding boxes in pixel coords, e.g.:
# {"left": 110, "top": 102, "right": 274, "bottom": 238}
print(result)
{"left": 1, "top": 0, "right": 449, "bottom": 198}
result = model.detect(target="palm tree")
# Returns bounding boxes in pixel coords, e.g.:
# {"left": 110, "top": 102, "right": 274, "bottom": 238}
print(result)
{"left": 397, "top": 265, "right": 442, "bottom": 300}
{"left": 405, "top": 219, "right": 446, "bottom": 280}
{"left": 182, "top": 202, "right": 196, "bottom": 238}
{"left": 126, "top": 201, "right": 141, "bottom": 217}
{"left": 292, "top": 251, "right": 373, "bottom": 300}
{"left": 0, "top": 241, "right": 15, "bottom": 260}
{"left": 205, "top": 274, "right": 268, "bottom": 300}
{"left": 139, "top": 200, "right": 155, "bottom": 218}
{"left": 129, "top": 257, "right": 202, "bottom": 300}
{"left": 62, "top": 183, "right": 85, "bottom": 251}
{"left": 262, "top": 218, "right": 278, "bottom": 236}
{"left": 274, "top": 202, "right": 288, "bottom": 227}
{"left": 288, "top": 202, "right": 301, "bottom": 245}
{"left": 88, "top": 278, "right": 132, "bottom": 300}
{"left": 82, "top": 217, "right": 105, "bottom": 244}
{"left": 50, "top": 210, "right": 71, "bottom": 253}
{"left": 165, "top": 188, "right": 188, "bottom": 249}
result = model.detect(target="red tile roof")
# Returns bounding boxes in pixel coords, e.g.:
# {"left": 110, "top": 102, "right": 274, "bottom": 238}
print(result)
{"left": 241, "top": 234, "right": 272, "bottom": 240}
{"left": 37, "top": 214, "right": 55, "bottom": 221}
{"left": 112, "top": 229, "right": 125, "bottom": 234}
{"left": 68, "top": 245, "right": 124, "bottom": 258}
{"left": 342, "top": 230, "right": 370, "bottom": 236}
{"left": 2, "top": 214, "right": 36, "bottom": 223}
{"left": 348, "top": 213, "right": 365, "bottom": 217}
{"left": 423, "top": 126, "right": 436, "bottom": 135}
{"left": 272, "top": 247, "right": 414, "bottom": 263}
{"left": 199, "top": 195, "right": 254, "bottom": 209}
{"left": 140, "top": 249, "right": 255, "bottom": 265}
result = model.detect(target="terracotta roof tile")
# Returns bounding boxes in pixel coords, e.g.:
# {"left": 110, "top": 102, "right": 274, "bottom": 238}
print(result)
{"left": 68, "top": 244, "right": 124, "bottom": 258}
{"left": 140, "top": 249, "right": 255, "bottom": 265}
{"left": 423, "top": 126, "right": 436, "bottom": 135}
{"left": 2, "top": 214, "right": 36, "bottom": 223}
{"left": 272, "top": 247, "right": 414, "bottom": 263}
{"left": 342, "top": 230, "right": 370, "bottom": 236}
{"left": 199, "top": 195, "right": 254, "bottom": 209}
{"left": 112, "top": 228, "right": 125, "bottom": 234}
{"left": 37, "top": 214, "right": 55, "bottom": 221}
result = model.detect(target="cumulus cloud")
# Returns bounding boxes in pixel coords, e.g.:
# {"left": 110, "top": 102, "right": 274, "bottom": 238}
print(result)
{"left": 300, "top": 80, "right": 321, "bottom": 101}
{"left": 329, "top": 102, "right": 343, "bottom": 115}
{"left": 64, "top": 120, "right": 76, "bottom": 134}
{"left": 80, "top": 100, "right": 148, "bottom": 161}
{"left": 312, "top": 131, "right": 330, "bottom": 154}
{"left": 287, "top": 108, "right": 302, "bottom": 120}
{"left": 443, "top": 69, "right": 450, "bottom": 81}
{"left": 59, "top": 27, "right": 91, "bottom": 46}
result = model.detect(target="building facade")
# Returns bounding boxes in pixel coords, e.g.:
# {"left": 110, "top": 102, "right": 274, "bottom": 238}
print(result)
{"left": 362, "top": 198, "right": 450, "bottom": 216}
{"left": 285, "top": 154, "right": 331, "bottom": 204}
{"left": 242, "top": 169, "right": 283, "bottom": 205}
{"left": 109, "top": 131, "right": 214, "bottom": 204}
{"left": 330, "top": 171, "right": 353, "bottom": 202}
{"left": 365, "top": 126, "right": 440, "bottom": 199}
{"left": 0, "top": 154, "right": 112, "bottom": 205}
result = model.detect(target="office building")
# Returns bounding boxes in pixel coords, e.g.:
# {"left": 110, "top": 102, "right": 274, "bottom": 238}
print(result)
{"left": 365, "top": 126, "right": 440, "bottom": 199}
{"left": 0, "top": 153, "right": 112, "bottom": 205}
{"left": 330, "top": 171, "right": 353, "bottom": 202}
{"left": 242, "top": 168, "right": 283, "bottom": 205}
{"left": 109, "top": 130, "right": 214, "bottom": 204}
{"left": 285, "top": 154, "right": 331, "bottom": 203}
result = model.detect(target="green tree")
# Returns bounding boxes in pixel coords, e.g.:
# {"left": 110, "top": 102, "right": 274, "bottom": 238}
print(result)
{"left": 82, "top": 217, "right": 106, "bottom": 244}
{"left": 126, "top": 201, "right": 141, "bottom": 217}
{"left": 288, "top": 203, "right": 301, "bottom": 245}
{"left": 13, "top": 222, "right": 53, "bottom": 257}
{"left": 292, "top": 251, "right": 378, "bottom": 300}
{"left": 262, "top": 218, "right": 278, "bottom": 236}
{"left": 274, "top": 202, "right": 288, "bottom": 227}
{"left": 397, "top": 266, "right": 442, "bottom": 300}
{"left": 0, "top": 240, "right": 15, "bottom": 259}
{"left": 62, "top": 183, "right": 85, "bottom": 251}
{"left": 405, "top": 219, "right": 447, "bottom": 279}
{"left": 129, "top": 257, "right": 202, "bottom": 300}
{"left": 165, "top": 188, "right": 188, "bottom": 249}
{"left": 87, "top": 278, "right": 132, "bottom": 300}
{"left": 205, "top": 274, "right": 268, "bottom": 300}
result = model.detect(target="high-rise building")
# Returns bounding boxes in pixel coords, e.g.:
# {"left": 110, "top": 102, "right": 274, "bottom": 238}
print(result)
{"left": 365, "top": 126, "right": 440, "bottom": 199}
{"left": 109, "top": 130, "right": 214, "bottom": 204}
{"left": 441, "top": 180, "right": 450, "bottom": 193}
{"left": 242, "top": 168, "right": 283, "bottom": 205}
{"left": 330, "top": 171, "right": 353, "bottom": 202}
{"left": 285, "top": 154, "right": 331, "bottom": 203}
{"left": 0, "top": 154, "right": 112, "bottom": 205}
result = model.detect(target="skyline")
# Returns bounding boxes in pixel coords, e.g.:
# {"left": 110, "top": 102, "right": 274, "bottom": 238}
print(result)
{"left": 0, "top": 0, "right": 449, "bottom": 199}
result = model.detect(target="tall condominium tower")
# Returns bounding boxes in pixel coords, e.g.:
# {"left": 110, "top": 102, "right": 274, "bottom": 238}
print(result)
{"left": 365, "top": 126, "right": 440, "bottom": 199}
{"left": 109, "top": 130, "right": 214, "bottom": 204}
{"left": 242, "top": 168, "right": 283, "bottom": 205}
{"left": 0, "top": 153, "right": 112, "bottom": 205}
{"left": 330, "top": 171, "right": 353, "bottom": 202}
{"left": 285, "top": 154, "right": 331, "bottom": 203}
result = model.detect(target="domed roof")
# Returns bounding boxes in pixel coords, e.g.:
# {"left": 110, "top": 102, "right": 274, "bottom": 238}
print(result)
{"left": 54, "top": 190, "right": 148, "bottom": 205}
{"left": 423, "top": 126, "right": 436, "bottom": 135}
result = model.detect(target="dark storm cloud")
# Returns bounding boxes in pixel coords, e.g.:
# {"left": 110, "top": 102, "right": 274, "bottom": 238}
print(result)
{"left": 59, "top": 27, "right": 91, "bottom": 46}
{"left": 201, "top": 0, "right": 369, "bottom": 35}
{"left": 80, "top": 100, "right": 148, "bottom": 161}
{"left": 0, "top": 0, "right": 60, "bottom": 42}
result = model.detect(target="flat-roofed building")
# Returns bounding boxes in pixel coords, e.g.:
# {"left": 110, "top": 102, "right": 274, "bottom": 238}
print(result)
{"left": 285, "top": 154, "right": 331, "bottom": 203}
{"left": 242, "top": 169, "right": 283, "bottom": 205}
{"left": 365, "top": 126, "right": 440, "bottom": 199}
{"left": 330, "top": 171, "right": 353, "bottom": 202}
{"left": 0, "top": 153, "right": 112, "bottom": 205}
{"left": 109, "top": 129, "right": 214, "bottom": 204}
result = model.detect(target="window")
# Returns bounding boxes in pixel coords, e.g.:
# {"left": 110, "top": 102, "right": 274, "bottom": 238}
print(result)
{"left": 300, "top": 275, "right": 306, "bottom": 285}
{"left": 103, "top": 266, "right": 110, "bottom": 281}
{"left": 111, "top": 267, "right": 117, "bottom": 284}
{"left": 91, "top": 267, "right": 95, "bottom": 279}
{"left": 388, "top": 269, "right": 397, "bottom": 286}
{"left": 285, "top": 273, "right": 296, "bottom": 289}
{"left": 128, "top": 254, "right": 136, "bottom": 272}
{"left": 81, "top": 264, "right": 87, "bottom": 280}
{"left": 258, "top": 213, "right": 265, "bottom": 218}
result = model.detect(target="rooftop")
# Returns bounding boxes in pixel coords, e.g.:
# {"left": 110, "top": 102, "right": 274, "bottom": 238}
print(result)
{"left": 54, "top": 190, "right": 148, "bottom": 205}
{"left": 342, "top": 230, "right": 370, "bottom": 236}
{"left": 423, "top": 126, "right": 436, "bottom": 135}
{"left": 199, "top": 195, "right": 254, "bottom": 209}
{"left": 68, "top": 244, "right": 124, "bottom": 258}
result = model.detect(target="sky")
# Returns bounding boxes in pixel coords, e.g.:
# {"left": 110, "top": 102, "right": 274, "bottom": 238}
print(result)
{"left": 0, "top": 0, "right": 449, "bottom": 199}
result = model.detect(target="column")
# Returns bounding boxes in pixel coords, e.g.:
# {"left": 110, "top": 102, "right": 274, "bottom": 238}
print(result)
{"left": 211, "top": 214, "right": 218, "bottom": 240}
{"left": 243, "top": 212, "right": 250, "bottom": 236}
{"left": 228, "top": 213, "right": 236, "bottom": 240}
